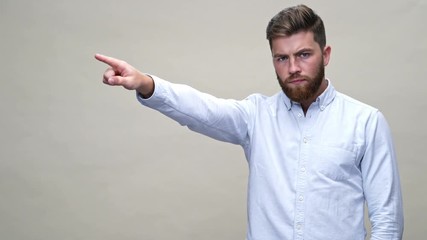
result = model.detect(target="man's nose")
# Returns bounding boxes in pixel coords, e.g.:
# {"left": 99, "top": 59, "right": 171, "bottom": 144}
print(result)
{"left": 288, "top": 58, "right": 301, "bottom": 74}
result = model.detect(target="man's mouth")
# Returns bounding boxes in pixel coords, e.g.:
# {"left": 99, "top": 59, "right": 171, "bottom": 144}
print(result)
{"left": 288, "top": 78, "right": 306, "bottom": 84}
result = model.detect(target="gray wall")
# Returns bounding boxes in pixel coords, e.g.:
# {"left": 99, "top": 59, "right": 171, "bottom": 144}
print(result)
{"left": 1, "top": 0, "right": 426, "bottom": 239}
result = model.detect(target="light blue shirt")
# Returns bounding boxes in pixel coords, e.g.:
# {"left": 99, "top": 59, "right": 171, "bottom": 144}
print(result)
{"left": 137, "top": 76, "right": 404, "bottom": 240}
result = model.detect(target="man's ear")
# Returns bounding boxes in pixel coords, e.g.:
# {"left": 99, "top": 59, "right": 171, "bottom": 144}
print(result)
{"left": 323, "top": 45, "right": 331, "bottom": 66}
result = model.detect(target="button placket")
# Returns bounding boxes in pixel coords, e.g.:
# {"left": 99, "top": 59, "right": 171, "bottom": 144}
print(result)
{"left": 294, "top": 134, "right": 309, "bottom": 239}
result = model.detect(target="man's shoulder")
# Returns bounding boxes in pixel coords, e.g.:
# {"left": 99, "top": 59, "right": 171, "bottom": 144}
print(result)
{"left": 244, "top": 92, "right": 281, "bottom": 101}
{"left": 334, "top": 91, "right": 379, "bottom": 113}
{"left": 243, "top": 92, "right": 284, "bottom": 109}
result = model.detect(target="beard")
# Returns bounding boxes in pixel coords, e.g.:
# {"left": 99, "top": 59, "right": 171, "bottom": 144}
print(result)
{"left": 277, "top": 60, "right": 325, "bottom": 103}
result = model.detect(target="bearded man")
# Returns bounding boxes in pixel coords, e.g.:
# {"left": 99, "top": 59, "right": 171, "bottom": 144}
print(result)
{"left": 95, "top": 4, "right": 403, "bottom": 240}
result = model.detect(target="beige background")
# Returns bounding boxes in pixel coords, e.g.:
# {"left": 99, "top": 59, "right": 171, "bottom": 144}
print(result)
{"left": 1, "top": 0, "right": 426, "bottom": 239}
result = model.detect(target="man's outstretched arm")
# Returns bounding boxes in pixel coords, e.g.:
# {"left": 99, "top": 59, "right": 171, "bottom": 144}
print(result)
{"left": 94, "top": 53, "right": 253, "bottom": 145}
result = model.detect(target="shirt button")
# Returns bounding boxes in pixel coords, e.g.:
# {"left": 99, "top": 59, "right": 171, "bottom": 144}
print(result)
{"left": 297, "top": 113, "right": 303, "bottom": 118}
{"left": 296, "top": 224, "right": 302, "bottom": 230}
{"left": 303, "top": 137, "right": 308, "bottom": 143}
{"left": 301, "top": 167, "right": 306, "bottom": 172}
{"left": 299, "top": 195, "right": 304, "bottom": 201}
{"left": 320, "top": 105, "right": 325, "bottom": 111}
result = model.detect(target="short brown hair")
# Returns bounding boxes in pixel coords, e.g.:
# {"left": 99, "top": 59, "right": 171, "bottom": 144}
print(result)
{"left": 266, "top": 5, "right": 326, "bottom": 49}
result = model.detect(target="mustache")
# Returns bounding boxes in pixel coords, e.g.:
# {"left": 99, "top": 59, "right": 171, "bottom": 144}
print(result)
{"left": 276, "top": 73, "right": 306, "bottom": 80}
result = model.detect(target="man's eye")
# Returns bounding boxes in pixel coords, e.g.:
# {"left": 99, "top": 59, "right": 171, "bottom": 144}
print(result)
{"left": 299, "top": 52, "right": 310, "bottom": 58}
{"left": 277, "top": 56, "right": 287, "bottom": 62}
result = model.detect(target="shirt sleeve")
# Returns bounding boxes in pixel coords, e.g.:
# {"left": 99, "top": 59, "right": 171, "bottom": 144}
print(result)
{"left": 136, "top": 75, "right": 254, "bottom": 146}
{"left": 361, "top": 110, "right": 404, "bottom": 239}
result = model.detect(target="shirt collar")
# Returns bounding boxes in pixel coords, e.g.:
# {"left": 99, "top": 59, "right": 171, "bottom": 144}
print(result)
{"left": 282, "top": 78, "right": 336, "bottom": 111}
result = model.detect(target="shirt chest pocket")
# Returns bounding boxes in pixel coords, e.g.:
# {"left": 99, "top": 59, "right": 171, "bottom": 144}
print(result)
{"left": 308, "top": 144, "right": 359, "bottom": 181}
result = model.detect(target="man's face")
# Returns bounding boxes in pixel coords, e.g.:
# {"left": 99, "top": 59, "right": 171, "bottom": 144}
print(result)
{"left": 271, "top": 31, "right": 331, "bottom": 104}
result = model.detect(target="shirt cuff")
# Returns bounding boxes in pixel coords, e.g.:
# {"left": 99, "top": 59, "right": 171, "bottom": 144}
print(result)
{"left": 136, "top": 75, "right": 169, "bottom": 108}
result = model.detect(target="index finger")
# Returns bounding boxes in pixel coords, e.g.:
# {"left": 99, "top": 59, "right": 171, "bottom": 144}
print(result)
{"left": 94, "top": 53, "right": 122, "bottom": 68}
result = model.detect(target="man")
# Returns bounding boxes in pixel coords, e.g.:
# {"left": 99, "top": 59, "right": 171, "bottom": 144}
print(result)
{"left": 95, "top": 4, "right": 403, "bottom": 240}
